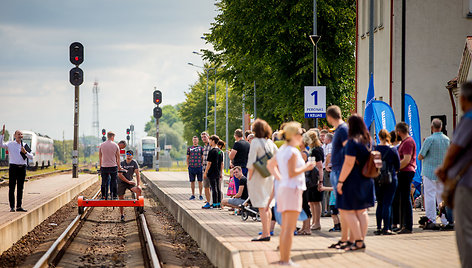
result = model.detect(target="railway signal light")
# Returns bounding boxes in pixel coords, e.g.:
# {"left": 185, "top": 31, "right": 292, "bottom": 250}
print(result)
{"left": 69, "top": 42, "right": 84, "bottom": 66}
{"left": 126, "top": 128, "right": 130, "bottom": 135}
{"left": 102, "top": 129, "right": 106, "bottom": 135}
{"left": 153, "top": 106, "right": 162, "bottom": 119}
{"left": 102, "top": 136, "right": 106, "bottom": 142}
{"left": 126, "top": 135, "right": 130, "bottom": 141}
{"left": 153, "top": 90, "right": 162, "bottom": 105}
{"left": 69, "top": 67, "right": 83, "bottom": 86}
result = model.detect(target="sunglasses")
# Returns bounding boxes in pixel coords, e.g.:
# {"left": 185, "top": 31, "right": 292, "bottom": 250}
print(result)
{"left": 126, "top": 153, "right": 133, "bottom": 156}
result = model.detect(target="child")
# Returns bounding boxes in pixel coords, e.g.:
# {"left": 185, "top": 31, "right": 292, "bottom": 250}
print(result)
{"left": 320, "top": 185, "right": 341, "bottom": 232}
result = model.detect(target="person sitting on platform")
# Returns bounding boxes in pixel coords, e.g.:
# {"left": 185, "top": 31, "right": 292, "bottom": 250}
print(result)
{"left": 117, "top": 150, "right": 141, "bottom": 222}
{"left": 221, "top": 166, "right": 248, "bottom": 209}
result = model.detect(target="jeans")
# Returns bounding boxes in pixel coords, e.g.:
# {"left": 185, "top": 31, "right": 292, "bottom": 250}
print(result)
{"left": 375, "top": 178, "right": 398, "bottom": 230}
{"left": 209, "top": 177, "right": 222, "bottom": 204}
{"left": 101, "top": 166, "right": 118, "bottom": 199}
{"left": 397, "top": 171, "right": 415, "bottom": 230}
{"left": 9, "top": 164, "right": 26, "bottom": 209}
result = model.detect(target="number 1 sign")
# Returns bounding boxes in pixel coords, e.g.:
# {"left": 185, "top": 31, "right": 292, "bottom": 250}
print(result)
{"left": 304, "top": 86, "right": 326, "bottom": 118}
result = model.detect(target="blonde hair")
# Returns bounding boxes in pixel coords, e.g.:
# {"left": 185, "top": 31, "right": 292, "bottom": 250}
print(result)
{"left": 305, "top": 130, "right": 322, "bottom": 148}
{"left": 279, "top": 122, "right": 301, "bottom": 142}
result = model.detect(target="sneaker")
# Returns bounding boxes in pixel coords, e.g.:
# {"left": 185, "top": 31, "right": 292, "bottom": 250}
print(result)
{"left": 382, "top": 230, "right": 396, "bottom": 235}
{"left": 199, "top": 195, "right": 203, "bottom": 200}
{"left": 10, "top": 208, "right": 15, "bottom": 212}
{"left": 392, "top": 227, "right": 402, "bottom": 232}
{"left": 120, "top": 215, "right": 125, "bottom": 222}
{"left": 396, "top": 228, "right": 412, "bottom": 234}
{"left": 189, "top": 195, "right": 196, "bottom": 200}
{"left": 424, "top": 221, "right": 436, "bottom": 230}
{"left": 373, "top": 229, "right": 382, "bottom": 235}
{"left": 202, "top": 202, "right": 211, "bottom": 209}
{"left": 328, "top": 227, "right": 341, "bottom": 232}
{"left": 16, "top": 207, "right": 27, "bottom": 212}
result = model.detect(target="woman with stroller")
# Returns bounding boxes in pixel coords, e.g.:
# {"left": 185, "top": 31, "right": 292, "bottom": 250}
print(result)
{"left": 247, "top": 119, "right": 278, "bottom": 241}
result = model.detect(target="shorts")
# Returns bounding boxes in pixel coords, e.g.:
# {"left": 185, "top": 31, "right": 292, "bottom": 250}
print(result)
{"left": 228, "top": 198, "right": 245, "bottom": 207}
{"left": 330, "top": 205, "right": 339, "bottom": 215}
{"left": 203, "top": 177, "right": 210, "bottom": 188}
{"left": 188, "top": 167, "right": 203, "bottom": 182}
{"left": 276, "top": 186, "right": 303, "bottom": 212}
{"left": 117, "top": 182, "right": 134, "bottom": 196}
{"left": 307, "top": 186, "right": 323, "bottom": 202}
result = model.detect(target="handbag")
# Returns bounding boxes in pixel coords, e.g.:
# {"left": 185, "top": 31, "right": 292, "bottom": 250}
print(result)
{"left": 304, "top": 149, "right": 319, "bottom": 188}
{"left": 253, "top": 139, "right": 273, "bottom": 178}
{"left": 361, "top": 143, "right": 382, "bottom": 178}
{"left": 227, "top": 177, "right": 237, "bottom": 196}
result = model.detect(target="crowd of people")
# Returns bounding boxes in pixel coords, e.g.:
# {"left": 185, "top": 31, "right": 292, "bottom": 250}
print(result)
{"left": 183, "top": 81, "right": 472, "bottom": 266}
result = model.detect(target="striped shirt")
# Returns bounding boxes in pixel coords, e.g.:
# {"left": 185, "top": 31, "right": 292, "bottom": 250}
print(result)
{"left": 419, "top": 132, "right": 450, "bottom": 181}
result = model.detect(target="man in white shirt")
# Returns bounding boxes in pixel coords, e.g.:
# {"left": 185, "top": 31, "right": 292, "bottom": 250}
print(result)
{"left": 321, "top": 133, "right": 333, "bottom": 217}
{"left": 1, "top": 125, "right": 33, "bottom": 212}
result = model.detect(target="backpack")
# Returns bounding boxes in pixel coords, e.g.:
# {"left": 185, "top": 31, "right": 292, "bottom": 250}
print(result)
{"left": 377, "top": 148, "right": 393, "bottom": 185}
{"left": 304, "top": 149, "right": 319, "bottom": 188}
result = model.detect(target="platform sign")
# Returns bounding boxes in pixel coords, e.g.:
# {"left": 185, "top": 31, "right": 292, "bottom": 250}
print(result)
{"left": 304, "top": 86, "right": 326, "bottom": 118}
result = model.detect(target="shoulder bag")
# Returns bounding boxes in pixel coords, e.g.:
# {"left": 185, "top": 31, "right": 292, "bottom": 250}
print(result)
{"left": 361, "top": 143, "right": 383, "bottom": 178}
{"left": 377, "top": 148, "right": 393, "bottom": 185}
{"left": 253, "top": 139, "right": 273, "bottom": 178}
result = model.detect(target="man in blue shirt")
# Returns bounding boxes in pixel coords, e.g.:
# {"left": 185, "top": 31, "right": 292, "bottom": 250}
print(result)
{"left": 418, "top": 119, "right": 450, "bottom": 228}
{"left": 326, "top": 105, "right": 349, "bottom": 249}
{"left": 436, "top": 81, "right": 472, "bottom": 267}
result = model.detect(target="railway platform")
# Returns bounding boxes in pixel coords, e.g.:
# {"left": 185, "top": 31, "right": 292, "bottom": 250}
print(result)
{"left": 0, "top": 173, "right": 98, "bottom": 254}
{"left": 142, "top": 171, "right": 460, "bottom": 268}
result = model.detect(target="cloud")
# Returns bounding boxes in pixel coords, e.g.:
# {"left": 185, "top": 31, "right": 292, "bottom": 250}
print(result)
{"left": 0, "top": 1, "right": 215, "bottom": 141}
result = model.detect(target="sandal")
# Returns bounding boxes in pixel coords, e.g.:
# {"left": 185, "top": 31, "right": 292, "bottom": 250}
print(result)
{"left": 295, "top": 230, "right": 311, "bottom": 235}
{"left": 345, "top": 240, "right": 366, "bottom": 251}
{"left": 335, "top": 241, "right": 353, "bottom": 250}
{"left": 328, "top": 240, "right": 343, "bottom": 249}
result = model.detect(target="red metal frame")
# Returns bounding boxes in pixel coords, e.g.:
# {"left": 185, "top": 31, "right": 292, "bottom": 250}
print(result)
{"left": 78, "top": 196, "right": 144, "bottom": 207}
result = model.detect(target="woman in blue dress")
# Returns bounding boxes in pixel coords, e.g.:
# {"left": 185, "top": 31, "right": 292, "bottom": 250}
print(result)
{"left": 336, "top": 114, "right": 375, "bottom": 251}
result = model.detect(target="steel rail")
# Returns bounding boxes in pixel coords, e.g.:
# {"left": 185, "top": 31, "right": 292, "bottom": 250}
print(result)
{"left": 139, "top": 213, "right": 161, "bottom": 268}
{"left": 33, "top": 189, "right": 100, "bottom": 268}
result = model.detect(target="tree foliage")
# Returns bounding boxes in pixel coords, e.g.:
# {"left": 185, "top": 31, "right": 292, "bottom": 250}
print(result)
{"left": 203, "top": 0, "right": 356, "bottom": 127}
{"left": 179, "top": 69, "right": 244, "bottom": 149}
{"left": 144, "top": 105, "right": 187, "bottom": 160}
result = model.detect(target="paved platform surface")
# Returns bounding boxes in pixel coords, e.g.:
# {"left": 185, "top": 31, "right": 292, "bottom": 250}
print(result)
{"left": 0, "top": 173, "right": 97, "bottom": 253}
{"left": 143, "top": 171, "right": 459, "bottom": 268}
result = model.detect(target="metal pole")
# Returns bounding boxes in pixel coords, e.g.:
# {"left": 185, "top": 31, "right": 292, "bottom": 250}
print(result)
{"left": 225, "top": 81, "right": 229, "bottom": 148}
{"left": 214, "top": 69, "right": 217, "bottom": 135}
{"left": 253, "top": 81, "right": 256, "bottom": 119}
{"left": 242, "top": 91, "right": 245, "bottom": 133}
{"left": 72, "top": 85, "right": 79, "bottom": 178}
{"left": 313, "top": 0, "right": 318, "bottom": 128}
{"left": 155, "top": 119, "right": 159, "bottom": 171}
{"left": 205, "top": 70, "right": 209, "bottom": 132}
{"left": 369, "top": 0, "right": 374, "bottom": 76}
{"left": 401, "top": 0, "right": 406, "bottom": 121}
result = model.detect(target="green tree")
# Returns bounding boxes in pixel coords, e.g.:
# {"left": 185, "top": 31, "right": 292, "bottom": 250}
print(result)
{"left": 179, "top": 69, "right": 244, "bottom": 149}
{"left": 144, "top": 104, "right": 187, "bottom": 160}
{"left": 204, "top": 0, "right": 356, "bottom": 127}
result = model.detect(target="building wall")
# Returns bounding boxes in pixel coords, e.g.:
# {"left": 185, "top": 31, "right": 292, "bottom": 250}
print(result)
{"left": 357, "top": 0, "right": 472, "bottom": 138}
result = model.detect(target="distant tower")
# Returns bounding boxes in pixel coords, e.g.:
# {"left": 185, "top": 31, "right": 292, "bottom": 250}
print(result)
{"left": 92, "top": 81, "right": 100, "bottom": 139}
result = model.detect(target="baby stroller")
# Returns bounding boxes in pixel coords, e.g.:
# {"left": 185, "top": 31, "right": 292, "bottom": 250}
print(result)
{"left": 239, "top": 198, "right": 260, "bottom": 221}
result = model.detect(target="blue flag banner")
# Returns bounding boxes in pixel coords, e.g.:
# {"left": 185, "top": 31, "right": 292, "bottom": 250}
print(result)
{"left": 371, "top": 101, "right": 396, "bottom": 144}
{"left": 405, "top": 94, "right": 422, "bottom": 185}
{"left": 364, "top": 73, "right": 375, "bottom": 128}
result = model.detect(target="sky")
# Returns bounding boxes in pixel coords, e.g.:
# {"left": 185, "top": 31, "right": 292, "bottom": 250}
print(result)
{"left": 0, "top": 0, "right": 216, "bottom": 142}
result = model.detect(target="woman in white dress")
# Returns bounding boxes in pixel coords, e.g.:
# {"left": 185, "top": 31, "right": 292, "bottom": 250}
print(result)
{"left": 247, "top": 119, "right": 278, "bottom": 241}
{"left": 267, "top": 122, "right": 316, "bottom": 265}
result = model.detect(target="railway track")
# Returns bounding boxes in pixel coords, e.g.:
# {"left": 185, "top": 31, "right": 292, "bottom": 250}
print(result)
{"left": 33, "top": 190, "right": 161, "bottom": 268}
